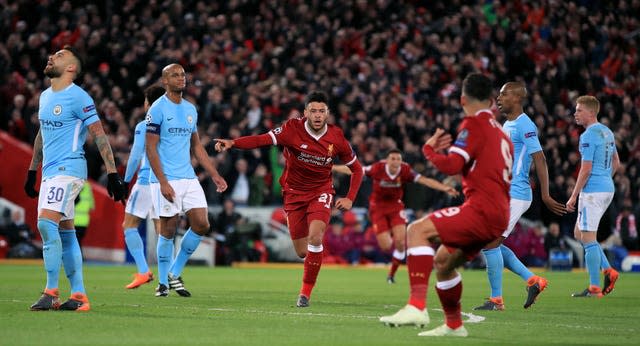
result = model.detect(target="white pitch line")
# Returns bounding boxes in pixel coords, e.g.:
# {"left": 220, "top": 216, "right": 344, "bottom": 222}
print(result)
{"left": 1, "top": 298, "right": 483, "bottom": 323}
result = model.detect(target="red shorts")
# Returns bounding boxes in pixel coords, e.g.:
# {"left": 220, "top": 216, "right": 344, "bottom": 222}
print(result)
{"left": 370, "top": 208, "right": 407, "bottom": 235}
{"left": 283, "top": 190, "right": 333, "bottom": 240}
{"left": 428, "top": 203, "right": 506, "bottom": 259}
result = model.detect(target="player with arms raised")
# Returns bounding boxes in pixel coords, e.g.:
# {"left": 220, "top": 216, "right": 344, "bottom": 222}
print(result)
{"left": 380, "top": 73, "right": 513, "bottom": 337}
{"left": 333, "top": 149, "right": 458, "bottom": 283}
{"left": 215, "top": 91, "right": 363, "bottom": 307}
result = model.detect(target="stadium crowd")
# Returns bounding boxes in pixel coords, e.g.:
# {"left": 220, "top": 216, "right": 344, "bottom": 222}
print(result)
{"left": 2, "top": 0, "right": 640, "bottom": 252}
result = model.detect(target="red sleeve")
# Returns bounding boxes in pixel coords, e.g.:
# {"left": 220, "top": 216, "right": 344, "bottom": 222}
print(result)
{"left": 233, "top": 133, "right": 273, "bottom": 149}
{"left": 401, "top": 163, "right": 419, "bottom": 182}
{"left": 422, "top": 144, "right": 465, "bottom": 175}
{"left": 346, "top": 159, "right": 363, "bottom": 201}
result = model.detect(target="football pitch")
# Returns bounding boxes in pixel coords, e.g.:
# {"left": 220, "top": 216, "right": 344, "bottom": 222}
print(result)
{"left": 1, "top": 262, "right": 638, "bottom": 345}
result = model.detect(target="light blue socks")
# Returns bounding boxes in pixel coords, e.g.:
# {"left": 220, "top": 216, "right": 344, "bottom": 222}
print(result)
{"left": 157, "top": 235, "right": 174, "bottom": 286}
{"left": 125, "top": 228, "right": 149, "bottom": 274}
{"left": 169, "top": 229, "right": 201, "bottom": 278}
{"left": 500, "top": 244, "right": 534, "bottom": 281}
{"left": 38, "top": 218, "right": 61, "bottom": 290}
{"left": 60, "top": 229, "right": 85, "bottom": 294}
{"left": 584, "top": 241, "right": 601, "bottom": 287}
{"left": 482, "top": 247, "right": 503, "bottom": 298}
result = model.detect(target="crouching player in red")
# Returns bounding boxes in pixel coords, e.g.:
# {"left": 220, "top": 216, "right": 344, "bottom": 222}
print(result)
{"left": 215, "top": 91, "right": 363, "bottom": 307}
{"left": 380, "top": 73, "right": 513, "bottom": 337}
{"left": 333, "top": 149, "right": 458, "bottom": 284}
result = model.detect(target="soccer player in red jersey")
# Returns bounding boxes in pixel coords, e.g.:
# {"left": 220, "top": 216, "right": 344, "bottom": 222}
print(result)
{"left": 215, "top": 91, "right": 363, "bottom": 307}
{"left": 380, "top": 73, "right": 513, "bottom": 338}
{"left": 333, "top": 149, "right": 458, "bottom": 283}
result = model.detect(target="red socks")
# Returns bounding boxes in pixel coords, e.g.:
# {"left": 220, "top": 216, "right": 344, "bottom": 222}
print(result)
{"left": 407, "top": 254, "right": 434, "bottom": 310}
{"left": 300, "top": 250, "right": 323, "bottom": 298}
{"left": 436, "top": 277, "right": 463, "bottom": 329}
{"left": 388, "top": 256, "right": 402, "bottom": 278}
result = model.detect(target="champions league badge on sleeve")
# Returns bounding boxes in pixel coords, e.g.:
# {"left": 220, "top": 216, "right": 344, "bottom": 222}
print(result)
{"left": 454, "top": 129, "right": 469, "bottom": 147}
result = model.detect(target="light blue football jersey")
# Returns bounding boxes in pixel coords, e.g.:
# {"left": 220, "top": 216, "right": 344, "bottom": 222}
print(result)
{"left": 145, "top": 95, "right": 197, "bottom": 183}
{"left": 39, "top": 83, "right": 100, "bottom": 179}
{"left": 124, "top": 121, "right": 151, "bottom": 185}
{"left": 580, "top": 123, "right": 616, "bottom": 193}
{"left": 502, "top": 113, "right": 543, "bottom": 201}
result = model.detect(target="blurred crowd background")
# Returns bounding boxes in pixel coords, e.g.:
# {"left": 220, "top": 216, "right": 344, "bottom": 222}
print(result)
{"left": 2, "top": 0, "right": 639, "bottom": 259}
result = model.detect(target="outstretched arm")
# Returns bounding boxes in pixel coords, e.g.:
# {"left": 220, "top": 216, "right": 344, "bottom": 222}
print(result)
{"left": 191, "top": 132, "right": 227, "bottom": 193}
{"left": 416, "top": 176, "right": 459, "bottom": 197}
{"left": 532, "top": 151, "right": 566, "bottom": 215}
{"left": 215, "top": 133, "right": 273, "bottom": 152}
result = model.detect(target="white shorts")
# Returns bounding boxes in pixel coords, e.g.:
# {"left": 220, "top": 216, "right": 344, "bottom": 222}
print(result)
{"left": 125, "top": 183, "right": 158, "bottom": 219}
{"left": 577, "top": 192, "right": 614, "bottom": 231}
{"left": 37, "top": 175, "right": 84, "bottom": 221}
{"left": 151, "top": 178, "right": 207, "bottom": 217}
{"left": 502, "top": 198, "right": 532, "bottom": 238}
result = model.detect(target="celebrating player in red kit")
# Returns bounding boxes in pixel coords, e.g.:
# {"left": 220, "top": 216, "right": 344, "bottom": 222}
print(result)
{"left": 215, "top": 91, "right": 363, "bottom": 307}
{"left": 380, "top": 73, "right": 513, "bottom": 338}
{"left": 333, "top": 149, "right": 458, "bottom": 283}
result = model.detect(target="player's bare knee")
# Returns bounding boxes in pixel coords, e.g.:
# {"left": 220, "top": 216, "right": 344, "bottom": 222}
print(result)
{"left": 192, "top": 222, "right": 210, "bottom": 236}
{"left": 394, "top": 240, "right": 405, "bottom": 252}
{"left": 308, "top": 234, "right": 323, "bottom": 246}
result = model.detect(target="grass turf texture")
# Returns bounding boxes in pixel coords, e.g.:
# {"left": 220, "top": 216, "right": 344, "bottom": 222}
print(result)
{"left": 0, "top": 263, "right": 638, "bottom": 345}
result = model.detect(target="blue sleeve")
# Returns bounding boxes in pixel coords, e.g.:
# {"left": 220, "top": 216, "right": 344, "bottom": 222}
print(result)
{"left": 75, "top": 87, "right": 100, "bottom": 125}
{"left": 146, "top": 102, "right": 162, "bottom": 134}
{"left": 125, "top": 124, "right": 146, "bottom": 182}
{"left": 521, "top": 120, "right": 543, "bottom": 155}
{"left": 579, "top": 132, "right": 595, "bottom": 162}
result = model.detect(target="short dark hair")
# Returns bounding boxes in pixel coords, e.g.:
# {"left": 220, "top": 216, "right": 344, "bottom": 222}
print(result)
{"left": 62, "top": 44, "right": 83, "bottom": 76}
{"left": 144, "top": 84, "right": 165, "bottom": 105}
{"left": 462, "top": 73, "right": 492, "bottom": 102}
{"left": 387, "top": 148, "right": 402, "bottom": 156}
{"left": 305, "top": 91, "right": 329, "bottom": 107}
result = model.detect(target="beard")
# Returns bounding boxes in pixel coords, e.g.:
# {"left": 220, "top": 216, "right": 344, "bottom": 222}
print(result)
{"left": 44, "top": 65, "right": 61, "bottom": 78}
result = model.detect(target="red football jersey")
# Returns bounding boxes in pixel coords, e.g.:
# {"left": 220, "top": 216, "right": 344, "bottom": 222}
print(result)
{"left": 449, "top": 110, "right": 513, "bottom": 220}
{"left": 269, "top": 117, "right": 357, "bottom": 193}
{"left": 365, "top": 161, "right": 420, "bottom": 211}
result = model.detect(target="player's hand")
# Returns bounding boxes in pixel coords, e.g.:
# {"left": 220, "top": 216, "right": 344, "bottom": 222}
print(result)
{"left": 566, "top": 196, "right": 577, "bottom": 213}
{"left": 212, "top": 175, "right": 228, "bottom": 193}
{"left": 542, "top": 195, "right": 567, "bottom": 216}
{"left": 160, "top": 181, "right": 176, "bottom": 203}
{"left": 444, "top": 186, "right": 459, "bottom": 197}
{"left": 335, "top": 197, "right": 353, "bottom": 211}
{"left": 107, "top": 173, "right": 128, "bottom": 205}
{"left": 214, "top": 139, "right": 234, "bottom": 152}
{"left": 24, "top": 170, "right": 39, "bottom": 198}
{"left": 425, "top": 128, "right": 452, "bottom": 152}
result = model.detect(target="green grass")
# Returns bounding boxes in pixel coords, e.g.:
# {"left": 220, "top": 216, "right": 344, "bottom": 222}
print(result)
{"left": 1, "top": 262, "right": 639, "bottom": 345}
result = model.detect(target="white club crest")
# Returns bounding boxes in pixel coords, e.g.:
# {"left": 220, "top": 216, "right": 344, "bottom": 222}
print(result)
{"left": 187, "top": 115, "right": 193, "bottom": 124}
{"left": 53, "top": 105, "right": 62, "bottom": 116}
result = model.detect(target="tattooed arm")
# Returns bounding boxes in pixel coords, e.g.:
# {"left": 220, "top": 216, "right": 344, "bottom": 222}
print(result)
{"left": 87, "top": 122, "right": 117, "bottom": 174}
{"left": 28, "top": 130, "right": 43, "bottom": 171}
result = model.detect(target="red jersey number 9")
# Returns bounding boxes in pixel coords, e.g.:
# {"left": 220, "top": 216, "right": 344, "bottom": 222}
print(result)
{"left": 501, "top": 138, "right": 513, "bottom": 184}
